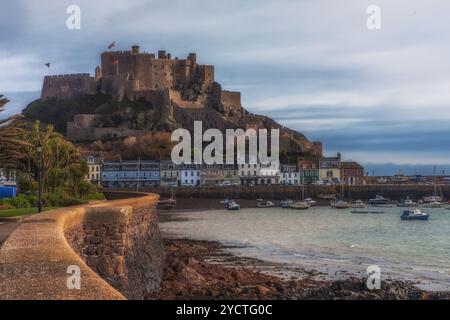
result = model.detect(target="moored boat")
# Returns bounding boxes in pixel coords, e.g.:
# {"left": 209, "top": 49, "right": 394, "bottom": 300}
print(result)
{"left": 317, "top": 193, "right": 336, "bottom": 200}
{"left": 397, "top": 197, "right": 416, "bottom": 207}
{"left": 226, "top": 201, "right": 240, "bottom": 211}
{"left": 422, "top": 200, "right": 443, "bottom": 208}
{"left": 401, "top": 209, "right": 429, "bottom": 221}
{"left": 304, "top": 198, "right": 317, "bottom": 206}
{"left": 423, "top": 195, "right": 442, "bottom": 203}
{"left": 158, "top": 198, "right": 176, "bottom": 210}
{"left": 289, "top": 201, "right": 310, "bottom": 210}
{"left": 369, "top": 195, "right": 390, "bottom": 205}
{"left": 349, "top": 200, "right": 366, "bottom": 208}
{"left": 331, "top": 200, "right": 349, "bottom": 209}
{"left": 280, "top": 199, "right": 294, "bottom": 208}
{"left": 257, "top": 200, "right": 275, "bottom": 208}
{"left": 220, "top": 198, "right": 234, "bottom": 205}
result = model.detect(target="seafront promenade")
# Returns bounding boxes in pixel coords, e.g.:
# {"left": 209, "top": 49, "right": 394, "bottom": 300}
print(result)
{"left": 112, "top": 184, "right": 450, "bottom": 202}
{"left": 0, "top": 192, "right": 163, "bottom": 300}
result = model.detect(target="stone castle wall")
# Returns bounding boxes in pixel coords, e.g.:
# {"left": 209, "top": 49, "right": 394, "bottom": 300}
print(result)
{"left": 67, "top": 114, "right": 147, "bottom": 142}
{"left": 41, "top": 74, "right": 97, "bottom": 100}
{"left": 100, "top": 46, "right": 213, "bottom": 93}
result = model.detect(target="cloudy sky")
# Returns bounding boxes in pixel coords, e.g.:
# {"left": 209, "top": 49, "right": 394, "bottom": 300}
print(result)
{"left": 1, "top": 0, "right": 450, "bottom": 174}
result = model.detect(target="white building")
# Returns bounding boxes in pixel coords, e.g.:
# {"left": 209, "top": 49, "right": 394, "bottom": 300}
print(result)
{"left": 257, "top": 162, "right": 280, "bottom": 185}
{"left": 280, "top": 164, "right": 300, "bottom": 185}
{"left": 239, "top": 163, "right": 260, "bottom": 186}
{"left": 85, "top": 156, "right": 101, "bottom": 186}
{"left": 180, "top": 164, "right": 201, "bottom": 186}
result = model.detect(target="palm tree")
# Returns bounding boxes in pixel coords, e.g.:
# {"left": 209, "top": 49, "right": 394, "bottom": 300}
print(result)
{"left": 0, "top": 95, "right": 26, "bottom": 168}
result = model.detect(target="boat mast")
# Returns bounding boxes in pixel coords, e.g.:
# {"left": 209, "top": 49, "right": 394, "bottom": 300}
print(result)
{"left": 301, "top": 175, "right": 305, "bottom": 200}
{"left": 433, "top": 165, "right": 437, "bottom": 197}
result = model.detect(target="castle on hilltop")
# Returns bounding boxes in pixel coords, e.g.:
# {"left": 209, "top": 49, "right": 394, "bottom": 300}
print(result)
{"left": 41, "top": 45, "right": 242, "bottom": 118}
{"left": 38, "top": 45, "right": 323, "bottom": 158}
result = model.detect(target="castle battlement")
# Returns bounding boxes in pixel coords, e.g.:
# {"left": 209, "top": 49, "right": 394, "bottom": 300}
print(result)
{"left": 45, "top": 73, "right": 92, "bottom": 79}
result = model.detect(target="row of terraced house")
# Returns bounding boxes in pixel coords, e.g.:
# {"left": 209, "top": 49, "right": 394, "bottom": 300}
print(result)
{"left": 84, "top": 153, "right": 365, "bottom": 189}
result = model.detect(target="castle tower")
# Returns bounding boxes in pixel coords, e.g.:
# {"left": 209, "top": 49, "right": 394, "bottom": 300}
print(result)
{"left": 95, "top": 66, "right": 102, "bottom": 80}
{"left": 132, "top": 45, "right": 140, "bottom": 54}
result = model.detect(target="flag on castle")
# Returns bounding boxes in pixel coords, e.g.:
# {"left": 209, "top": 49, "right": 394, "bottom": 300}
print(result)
{"left": 112, "top": 59, "right": 119, "bottom": 65}
{"left": 108, "top": 42, "right": 116, "bottom": 49}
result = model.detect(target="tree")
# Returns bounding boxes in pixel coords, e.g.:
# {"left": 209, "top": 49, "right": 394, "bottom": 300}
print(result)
{"left": 0, "top": 95, "right": 27, "bottom": 168}
{"left": 21, "top": 121, "right": 89, "bottom": 196}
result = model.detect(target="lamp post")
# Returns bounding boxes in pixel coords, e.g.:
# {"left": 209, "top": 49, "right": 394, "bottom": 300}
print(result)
{"left": 36, "top": 142, "right": 43, "bottom": 213}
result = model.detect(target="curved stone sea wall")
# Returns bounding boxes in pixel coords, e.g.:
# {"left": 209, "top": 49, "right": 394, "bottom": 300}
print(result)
{"left": 0, "top": 193, "right": 163, "bottom": 300}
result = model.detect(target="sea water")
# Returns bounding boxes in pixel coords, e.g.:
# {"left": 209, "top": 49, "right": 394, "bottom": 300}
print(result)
{"left": 160, "top": 207, "right": 450, "bottom": 291}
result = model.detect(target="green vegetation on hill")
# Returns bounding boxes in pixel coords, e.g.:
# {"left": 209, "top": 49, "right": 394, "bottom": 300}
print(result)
{"left": 22, "top": 94, "right": 114, "bottom": 134}
{"left": 22, "top": 94, "right": 161, "bottom": 135}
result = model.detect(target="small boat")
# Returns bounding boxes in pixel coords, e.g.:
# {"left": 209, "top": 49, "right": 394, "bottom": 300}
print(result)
{"left": 289, "top": 201, "right": 310, "bottom": 210}
{"left": 158, "top": 198, "right": 176, "bottom": 210}
{"left": 401, "top": 209, "right": 429, "bottom": 221}
{"left": 397, "top": 197, "right": 416, "bottom": 207}
{"left": 349, "top": 200, "right": 366, "bottom": 208}
{"left": 422, "top": 201, "right": 443, "bottom": 208}
{"left": 331, "top": 200, "right": 349, "bottom": 209}
{"left": 220, "top": 198, "right": 234, "bottom": 205}
{"left": 317, "top": 193, "right": 336, "bottom": 200}
{"left": 257, "top": 200, "right": 275, "bottom": 208}
{"left": 304, "top": 198, "right": 317, "bottom": 206}
{"left": 226, "top": 201, "right": 240, "bottom": 211}
{"left": 369, "top": 195, "right": 390, "bottom": 205}
{"left": 280, "top": 199, "right": 294, "bottom": 208}
{"left": 423, "top": 196, "right": 442, "bottom": 203}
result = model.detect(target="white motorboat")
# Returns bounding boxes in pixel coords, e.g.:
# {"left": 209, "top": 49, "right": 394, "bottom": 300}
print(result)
{"left": 226, "top": 201, "right": 240, "bottom": 211}
{"left": 304, "top": 198, "right": 317, "bottom": 206}
{"left": 397, "top": 197, "right": 416, "bottom": 207}
{"left": 349, "top": 200, "right": 366, "bottom": 208}
{"left": 369, "top": 195, "right": 390, "bottom": 205}
{"left": 423, "top": 201, "right": 443, "bottom": 208}
{"left": 331, "top": 200, "right": 349, "bottom": 209}
{"left": 257, "top": 200, "right": 275, "bottom": 208}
